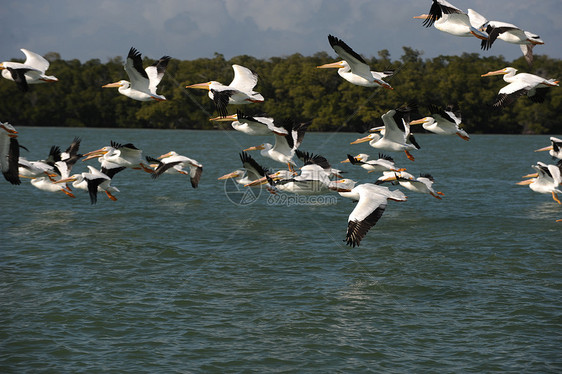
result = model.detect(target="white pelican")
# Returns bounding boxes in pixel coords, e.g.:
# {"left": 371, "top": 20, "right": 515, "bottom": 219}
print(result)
{"left": 295, "top": 149, "right": 342, "bottom": 178}
{"left": 378, "top": 171, "right": 444, "bottom": 199}
{"left": 341, "top": 153, "right": 405, "bottom": 174}
{"left": 30, "top": 175, "right": 75, "bottom": 198}
{"left": 0, "top": 122, "right": 21, "bottom": 185}
{"left": 210, "top": 110, "right": 287, "bottom": 136}
{"left": 0, "top": 49, "right": 58, "bottom": 91}
{"left": 535, "top": 137, "right": 562, "bottom": 160}
{"left": 103, "top": 47, "right": 171, "bottom": 101}
{"left": 51, "top": 137, "right": 83, "bottom": 179}
{"left": 334, "top": 179, "right": 407, "bottom": 247}
{"left": 350, "top": 106, "right": 420, "bottom": 161}
{"left": 481, "top": 67, "right": 559, "bottom": 108}
{"left": 516, "top": 162, "right": 562, "bottom": 204}
{"left": 55, "top": 165, "right": 120, "bottom": 204}
{"left": 147, "top": 151, "right": 203, "bottom": 188}
{"left": 19, "top": 158, "right": 55, "bottom": 179}
{"left": 82, "top": 141, "right": 153, "bottom": 172}
{"left": 265, "top": 164, "right": 337, "bottom": 195}
{"left": 186, "top": 64, "right": 264, "bottom": 117}
{"left": 317, "top": 35, "right": 394, "bottom": 89}
{"left": 414, "top": 1, "right": 489, "bottom": 39}
{"left": 410, "top": 104, "right": 470, "bottom": 140}
{"left": 218, "top": 151, "right": 270, "bottom": 187}
{"left": 244, "top": 120, "right": 310, "bottom": 171}
{"left": 468, "top": 9, "right": 544, "bottom": 66}
{"left": 18, "top": 144, "right": 61, "bottom": 179}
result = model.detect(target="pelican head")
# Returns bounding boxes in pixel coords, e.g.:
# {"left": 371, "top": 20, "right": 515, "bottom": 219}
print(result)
{"left": 218, "top": 170, "right": 243, "bottom": 180}
{"left": 82, "top": 146, "right": 110, "bottom": 161}
{"left": 0, "top": 122, "right": 18, "bottom": 137}
{"left": 185, "top": 81, "right": 213, "bottom": 90}
{"left": 103, "top": 80, "right": 129, "bottom": 88}
{"left": 332, "top": 178, "right": 357, "bottom": 192}
{"left": 54, "top": 174, "right": 81, "bottom": 184}
{"left": 481, "top": 67, "right": 517, "bottom": 77}
{"left": 350, "top": 133, "right": 379, "bottom": 145}
{"left": 316, "top": 60, "right": 347, "bottom": 70}
{"left": 243, "top": 144, "right": 266, "bottom": 152}
{"left": 409, "top": 117, "right": 434, "bottom": 126}
{"left": 158, "top": 151, "right": 179, "bottom": 159}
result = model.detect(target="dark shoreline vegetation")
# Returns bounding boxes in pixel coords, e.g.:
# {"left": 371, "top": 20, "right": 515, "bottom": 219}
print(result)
{"left": 1, "top": 47, "right": 561, "bottom": 134}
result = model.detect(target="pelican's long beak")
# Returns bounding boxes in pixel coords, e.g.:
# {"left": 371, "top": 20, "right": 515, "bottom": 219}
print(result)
{"left": 535, "top": 145, "right": 553, "bottom": 152}
{"left": 210, "top": 113, "right": 238, "bottom": 122}
{"left": 82, "top": 149, "right": 107, "bottom": 161}
{"left": 529, "top": 38, "right": 545, "bottom": 45}
{"left": 481, "top": 69, "right": 507, "bottom": 77}
{"left": 40, "top": 77, "right": 59, "bottom": 82}
{"left": 102, "top": 81, "right": 123, "bottom": 88}
{"left": 0, "top": 125, "right": 17, "bottom": 135}
{"left": 243, "top": 144, "right": 265, "bottom": 151}
{"left": 340, "top": 159, "right": 351, "bottom": 163}
{"left": 54, "top": 176, "right": 78, "bottom": 184}
{"left": 317, "top": 61, "right": 343, "bottom": 69}
{"left": 186, "top": 82, "right": 211, "bottom": 90}
{"left": 516, "top": 179, "right": 534, "bottom": 185}
{"left": 409, "top": 118, "right": 428, "bottom": 125}
{"left": 158, "top": 151, "right": 174, "bottom": 160}
{"left": 244, "top": 176, "right": 269, "bottom": 187}
{"left": 521, "top": 172, "right": 539, "bottom": 179}
{"left": 413, "top": 14, "right": 430, "bottom": 20}
{"left": 350, "top": 135, "right": 373, "bottom": 145}
{"left": 218, "top": 171, "right": 241, "bottom": 180}
{"left": 469, "top": 28, "right": 489, "bottom": 40}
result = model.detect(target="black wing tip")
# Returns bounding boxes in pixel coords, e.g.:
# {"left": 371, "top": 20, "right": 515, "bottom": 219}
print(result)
{"left": 128, "top": 47, "right": 142, "bottom": 58}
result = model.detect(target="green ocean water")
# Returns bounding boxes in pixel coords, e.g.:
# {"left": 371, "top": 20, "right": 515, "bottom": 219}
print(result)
{"left": 1, "top": 127, "right": 560, "bottom": 373}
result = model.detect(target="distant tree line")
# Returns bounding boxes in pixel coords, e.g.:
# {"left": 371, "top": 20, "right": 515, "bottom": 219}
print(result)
{"left": 1, "top": 47, "right": 560, "bottom": 134}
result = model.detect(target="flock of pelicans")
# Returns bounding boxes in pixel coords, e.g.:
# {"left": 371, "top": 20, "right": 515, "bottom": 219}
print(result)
{"left": 1, "top": 0, "right": 561, "bottom": 246}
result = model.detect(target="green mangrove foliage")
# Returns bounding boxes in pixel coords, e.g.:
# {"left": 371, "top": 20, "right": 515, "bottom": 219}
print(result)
{"left": 1, "top": 48, "right": 560, "bottom": 134}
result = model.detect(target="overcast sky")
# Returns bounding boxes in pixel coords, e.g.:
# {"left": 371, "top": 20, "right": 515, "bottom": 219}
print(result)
{"left": 2, "top": 0, "right": 561, "bottom": 64}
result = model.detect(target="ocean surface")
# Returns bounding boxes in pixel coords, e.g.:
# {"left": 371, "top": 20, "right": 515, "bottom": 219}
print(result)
{"left": 1, "top": 127, "right": 561, "bottom": 373}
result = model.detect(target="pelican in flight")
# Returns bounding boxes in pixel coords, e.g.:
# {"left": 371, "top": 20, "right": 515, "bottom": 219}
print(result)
{"left": 317, "top": 35, "right": 394, "bottom": 89}
{"left": 0, "top": 122, "right": 21, "bottom": 185}
{"left": 103, "top": 47, "right": 171, "bottom": 101}
{"left": 218, "top": 151, "right": 270, "bottom": 187}
{"left": 377, "top": 171, "right": 444, "bottom": 199}
{"left": 413, "top": 0, "right": 488, "bottom": 39}
{"left": 147, "top": 151, "right": 203, "bottom": 188}
{"left": 244, "top": 120, "right": 310, "bottom": 172}
{"left": 210, "top": 110, "right": 287, "bottom": 136}
{"left": 350, "top": 106, "right": 420, "bottom": 161}
{"left": 410, "top": 104, "right": 469, "bottom": 140}
{"left": 30, "top": 175, "right": 75, "bottom": 198}
{"left": 82, "top": 141, "right": 153, "bottom": 172}
{"left": 535, "top": 137, "right": 562, "bottom": 160}
{"left": 468, "top": 8, "right": 544, "bottom": 66}
{"left": 56, "top": 166, "right": 120, "bottom": 204}
{"left": 334, "top": 179, "right": 407, "bottom": 247}
{"left": 296, "top": 150, "right": 342, "bottom": 178}
{"left": 481, "top": 67, "right": 559, "bottom": 108}
{"left": 186, "top": 64, "right": 264, "bottom": 117}
{"left": 341, "top": 153, "right": 404, "bottom": 174}
{"left": 267, "top": 165, "right": 333, "bottom": 195}
{"left": 0, "top": 49, "right": 58, "bottom": 91}
{"left": 18, "top": 144, "right": 61, "bottom": 179}
{"left": 516, "top": 161, "right": 562, "bottom": 204}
